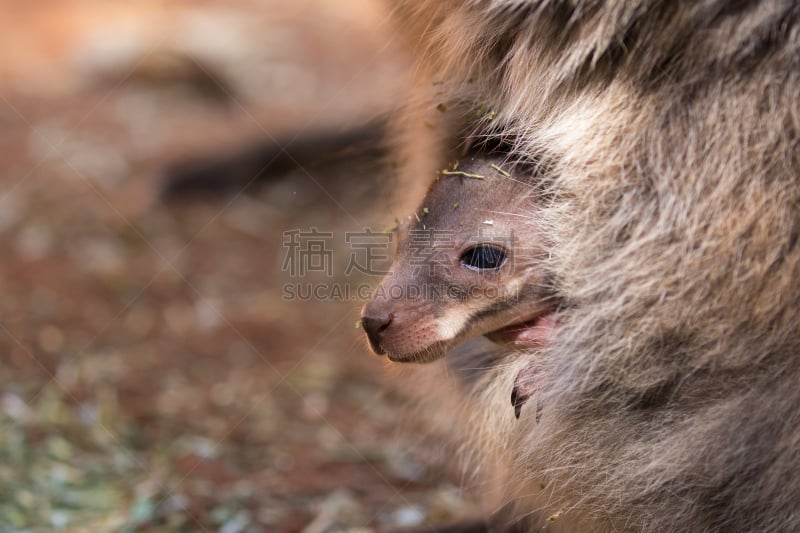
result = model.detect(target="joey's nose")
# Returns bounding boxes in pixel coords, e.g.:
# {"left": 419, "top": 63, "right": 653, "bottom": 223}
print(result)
{"left": 361, "top": 313, "right": 394, "bottom": 355}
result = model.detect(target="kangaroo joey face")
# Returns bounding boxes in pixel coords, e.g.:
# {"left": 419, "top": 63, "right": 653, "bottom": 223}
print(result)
{"left": 361, "top": 154, "right": 560, "bottom": 363}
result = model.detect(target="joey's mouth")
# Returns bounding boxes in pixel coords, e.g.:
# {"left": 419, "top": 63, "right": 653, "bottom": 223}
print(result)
{"left": 485, "top": 312, "right": 559, "bottom": 347}
{"left": 384, "top": 341, "right": 449, "bottom": 364}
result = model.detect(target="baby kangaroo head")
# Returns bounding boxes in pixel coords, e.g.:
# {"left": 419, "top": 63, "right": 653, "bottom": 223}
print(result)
{"left": 361, "top": 154, "right": 559, "bottom": 363}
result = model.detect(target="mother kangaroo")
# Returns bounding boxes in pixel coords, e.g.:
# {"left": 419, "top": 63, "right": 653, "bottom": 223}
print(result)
{"left": 366, "top": 1, "right": 800, "bottom": 531}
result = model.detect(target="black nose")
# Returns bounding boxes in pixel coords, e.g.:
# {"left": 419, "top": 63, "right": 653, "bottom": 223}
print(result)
{"left": 361, "top": 313, "right": 394, "bottom": 355}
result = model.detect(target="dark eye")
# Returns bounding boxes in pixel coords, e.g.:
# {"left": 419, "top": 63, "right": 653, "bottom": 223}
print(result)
{"left": 460, "top": 245, "right": 507, "bottom": 271}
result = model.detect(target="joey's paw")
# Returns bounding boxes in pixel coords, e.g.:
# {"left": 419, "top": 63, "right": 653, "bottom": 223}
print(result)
{"left": 510, "top": 383, "right": 531, "bottom": 420}
{"left": 511, "top": 364, "right": 543, "bottom": 421}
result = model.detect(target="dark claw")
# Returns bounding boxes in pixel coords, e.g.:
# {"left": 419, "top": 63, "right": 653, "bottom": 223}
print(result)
{"left": 511, "top": 364, "right": 542, "bottom": 421}
{"left": 511, "top": 383, "right": 531, "bottom": 420}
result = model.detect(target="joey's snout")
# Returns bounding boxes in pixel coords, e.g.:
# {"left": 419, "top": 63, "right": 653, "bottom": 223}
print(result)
{"left": 360, "top": 281, "right": 449, "bottom": 362}
{"left": 361, "top": 313, "right": 394, "bottom": 355}
{"left": 360, "top": 288, "right": 451, "bottom": 362}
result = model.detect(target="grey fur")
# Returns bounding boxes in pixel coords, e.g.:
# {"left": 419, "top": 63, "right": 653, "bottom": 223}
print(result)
{"left": 385, "top": 1, "right": 800, "bottom": 531}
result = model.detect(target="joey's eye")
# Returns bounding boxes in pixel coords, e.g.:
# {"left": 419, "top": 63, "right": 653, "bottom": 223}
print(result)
{"left": 460, "top": 245, "right": 507, "bottom": 271}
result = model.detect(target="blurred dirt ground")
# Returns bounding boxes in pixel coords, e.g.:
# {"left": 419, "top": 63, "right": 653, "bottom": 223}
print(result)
{"left": 0, "top": 1, "right": 476, "bottom": 531}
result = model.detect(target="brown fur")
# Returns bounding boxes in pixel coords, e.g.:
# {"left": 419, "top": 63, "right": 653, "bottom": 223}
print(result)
{"left": 380, "top": 1, "right": 800, "bottom": 531}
